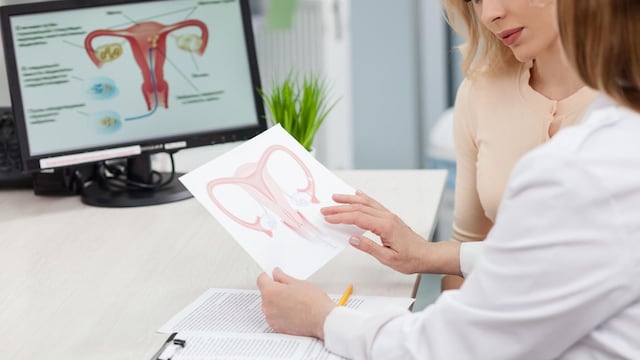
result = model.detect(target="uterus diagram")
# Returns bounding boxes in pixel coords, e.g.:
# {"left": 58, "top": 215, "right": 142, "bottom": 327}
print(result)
{"left": 207, "top": 145, "right": 335, "bottom": 248}
{"left": 84, "top": 20, "right": 208, "bottom": 113}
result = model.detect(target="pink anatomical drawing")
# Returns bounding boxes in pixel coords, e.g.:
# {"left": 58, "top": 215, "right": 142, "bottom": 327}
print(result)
{"left": 206, "top": 144, "right": 336, "bottom": 247}
{"left": 84, "top": 20, "right": 208, "bottom": 117}
{"left": 180, "top": 125, "right": 359, "bottom": 278}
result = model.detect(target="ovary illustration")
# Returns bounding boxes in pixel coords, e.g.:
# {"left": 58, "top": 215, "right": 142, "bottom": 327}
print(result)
{"left": 84, "top": 20, "right": 208, "bottom": 114}
{"left": 207, "top": 145, "right": 334, "bottom": 247}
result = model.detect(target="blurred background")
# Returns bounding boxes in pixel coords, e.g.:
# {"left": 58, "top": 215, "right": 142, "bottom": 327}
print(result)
{"left": 0, "top": 0, "right": 466, "bottom": 309}
{"left": 0, "top": 0, "right": 463, "bottom": 166}
{"left": 0, "top": 0, "right": 462, "bottom": 241}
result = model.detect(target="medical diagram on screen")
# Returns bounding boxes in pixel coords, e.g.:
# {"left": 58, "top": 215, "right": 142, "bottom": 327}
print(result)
{"left": 10, "top": 0, "right": 252, "bottom": 156}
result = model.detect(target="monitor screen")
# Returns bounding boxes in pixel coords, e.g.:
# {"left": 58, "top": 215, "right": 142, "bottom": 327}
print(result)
{"left": 0, "top": 0, "right": 266, "bottom": 205}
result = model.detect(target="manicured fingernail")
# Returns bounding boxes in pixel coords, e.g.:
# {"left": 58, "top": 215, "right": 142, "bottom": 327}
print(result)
{"left": 349, "top": 236, "right": 360, "bottom": 246}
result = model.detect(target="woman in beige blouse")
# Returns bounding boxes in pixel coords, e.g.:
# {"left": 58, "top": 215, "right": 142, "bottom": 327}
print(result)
{"left": 441, "top": 0, "right": 597, "bottom": 289}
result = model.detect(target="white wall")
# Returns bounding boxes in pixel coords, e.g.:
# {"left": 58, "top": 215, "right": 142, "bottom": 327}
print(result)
{"left": 350, "top": 0, "right": 448, "bottom": 169}
{"left": 419, "top": 0, "right": 449, "bottom": 155}
{"left": 350, "top": 0, "right": 419, "bottom": 169}
{"left": 254, "top": 0, "right": 353, "bottom": 170}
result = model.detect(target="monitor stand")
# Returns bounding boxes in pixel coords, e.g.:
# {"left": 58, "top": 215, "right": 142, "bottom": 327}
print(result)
{"left": 81, "top": 154, "right": 192, "bottom": 207}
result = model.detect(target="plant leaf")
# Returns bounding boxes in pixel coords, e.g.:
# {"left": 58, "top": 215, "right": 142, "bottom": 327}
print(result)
{"left": 258, "top": 73, "right": 338, "bottom": 151}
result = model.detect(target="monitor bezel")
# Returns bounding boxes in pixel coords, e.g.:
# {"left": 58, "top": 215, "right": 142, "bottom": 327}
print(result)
{"left": 0, "top": 0, "right": 267, "bottom": 171}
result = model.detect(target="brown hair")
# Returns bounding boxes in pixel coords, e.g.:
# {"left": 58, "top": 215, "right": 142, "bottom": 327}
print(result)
{"left": 440, "top": 0, "right": 519, "bottom": 77}
{"left": 557, "top": 0, "right": 640, "bottom": 112}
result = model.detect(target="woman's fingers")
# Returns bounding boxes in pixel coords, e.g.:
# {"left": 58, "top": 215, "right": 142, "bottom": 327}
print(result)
{"left": 349, "top": 234, "right": 394, "bottom": 263}
{"left": 354, "top": 190, "right": 390, "bottom": 211}
{"left": 321, "top": 202, "right": 385, "bottom": 218}
{"left": 323, "top": 209, "right": 392, "bottom": 236}
{"left": 256, "top": 272, "right": 272, "bottom": 288}
{"left": 330, "top": 191, "right": 388, "bottom": 210}
{"left": 272, "top": 267, "right": 296, "bottom": 284}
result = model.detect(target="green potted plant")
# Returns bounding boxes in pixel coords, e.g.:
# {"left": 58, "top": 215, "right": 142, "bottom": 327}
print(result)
{"left": 260, "top": 73, "right": 338, "bottom": 152}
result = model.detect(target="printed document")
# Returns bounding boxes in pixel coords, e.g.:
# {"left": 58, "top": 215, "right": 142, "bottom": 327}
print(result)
{"left": 159, "top": 288, "right": 415, "bottom": 334}
{"left": 157, "top": 288, "right": 414, "bottom": 359}
{"left": 169, "top": 332, "right": 345, "bottom": 360}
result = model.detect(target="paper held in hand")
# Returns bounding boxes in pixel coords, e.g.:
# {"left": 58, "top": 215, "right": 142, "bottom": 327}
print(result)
{"left": 179, "top": 125, "right": 362, "bottom": 279}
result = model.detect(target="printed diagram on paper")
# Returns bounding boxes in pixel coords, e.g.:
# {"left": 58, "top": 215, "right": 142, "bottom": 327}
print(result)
{"left": 180, "top": 125, "right": 362, "bottom": 279}
{"left": 206, "top": 144, "right": 336, "bottom": 248}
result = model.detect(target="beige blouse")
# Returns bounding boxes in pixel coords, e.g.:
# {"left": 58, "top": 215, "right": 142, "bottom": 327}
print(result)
{"left": 452, "top": 61, "right": 597, "bottom": 242}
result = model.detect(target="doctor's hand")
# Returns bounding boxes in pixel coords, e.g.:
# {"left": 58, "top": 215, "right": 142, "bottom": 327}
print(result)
{"left": 257, "top": 267, "right": 336, "bottom": 340}
{"left": 321, "top": 190, "right": 431, "bottom": 274}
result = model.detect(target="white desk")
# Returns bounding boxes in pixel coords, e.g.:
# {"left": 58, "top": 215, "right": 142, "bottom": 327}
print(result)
{"left": 0, "top": 169, "right": 445, "bottom": 360}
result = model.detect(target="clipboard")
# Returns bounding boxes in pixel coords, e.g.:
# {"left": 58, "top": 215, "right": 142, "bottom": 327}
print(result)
{"left": 150, "top": 332, "right": 186, "bottom": 360}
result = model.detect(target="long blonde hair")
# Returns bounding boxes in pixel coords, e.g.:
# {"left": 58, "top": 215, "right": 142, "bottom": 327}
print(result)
{"left": 557, "top": 0, "right": 640, "bottom": 112}
{"left": 440, "top": 0, "right": 519, "bottom": 77}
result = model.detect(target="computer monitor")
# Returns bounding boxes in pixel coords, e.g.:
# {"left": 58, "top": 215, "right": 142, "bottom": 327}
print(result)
{"left": 0, "top": 0, "right": 266, "bottom": 206}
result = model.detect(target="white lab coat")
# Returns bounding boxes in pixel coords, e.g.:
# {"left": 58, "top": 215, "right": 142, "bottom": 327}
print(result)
{"left": 323, "top": 97, "right": 640, "bottom": 359}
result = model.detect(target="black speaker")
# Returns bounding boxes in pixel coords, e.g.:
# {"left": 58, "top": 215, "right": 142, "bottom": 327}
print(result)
{"left": 32, "top": 165, "right": 95, "bottom": 196}
{"left": 0, "top": 106, "right": 32, "bottom": 187}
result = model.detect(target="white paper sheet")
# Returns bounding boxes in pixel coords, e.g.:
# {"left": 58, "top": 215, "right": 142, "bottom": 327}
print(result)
{"left": 179, "top": 125, "right": 362, "bottom": 279}
{"left": 170, "top": 331, "right": 346, "bottom": 360}
{"left": 159, "top": 288, "right": 415, "bottom": 335}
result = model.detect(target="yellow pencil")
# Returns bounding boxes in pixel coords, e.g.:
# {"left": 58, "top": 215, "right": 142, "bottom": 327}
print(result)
{"left": 337, "top": 284, "right": 353, "bottom": 306}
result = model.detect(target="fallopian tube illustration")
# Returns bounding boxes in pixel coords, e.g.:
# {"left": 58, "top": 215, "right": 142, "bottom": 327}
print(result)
{"left": 84, "top": 20, "right": 208, "bottom": 114}
{"left": 207, "top": 145, "right": 335, "bottom": 247}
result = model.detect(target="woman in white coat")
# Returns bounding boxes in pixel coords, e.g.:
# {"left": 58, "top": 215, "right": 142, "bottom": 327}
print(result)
{"left": 257, "top": 0, "right": 640, "bottom": 358}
